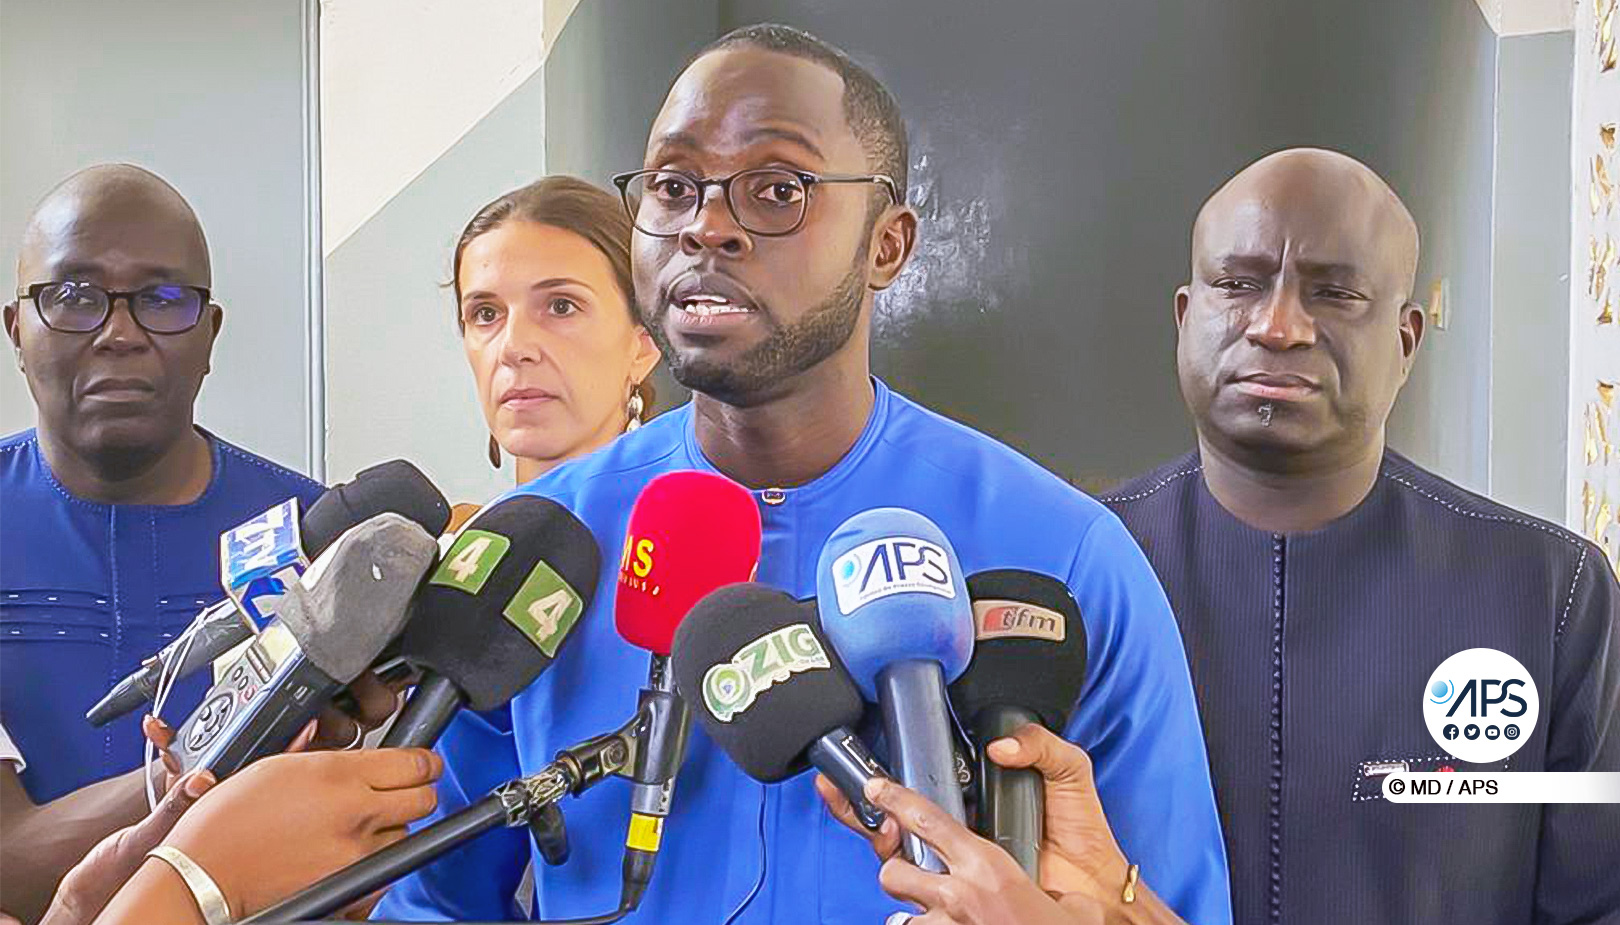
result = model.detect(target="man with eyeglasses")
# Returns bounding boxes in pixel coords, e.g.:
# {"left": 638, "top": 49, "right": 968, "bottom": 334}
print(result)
{"left": 0, "top": 164, "right": 322, "bottom": 923}
{"left": 379, "top": 24, "right": 1229, "bottom": 925}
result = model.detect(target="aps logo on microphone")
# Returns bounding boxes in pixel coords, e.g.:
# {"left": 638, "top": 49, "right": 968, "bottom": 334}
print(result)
{"left": 831, "top": 536, "right": 955, "bottom": 615}
{"left": 702, "top": 623, "right": 831, "bottom": 722}
{"left": 1422, "top": 647, "right": 1538, "bottom": 763}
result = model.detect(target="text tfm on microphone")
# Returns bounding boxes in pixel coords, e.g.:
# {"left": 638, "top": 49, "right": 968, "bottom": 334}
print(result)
{"left": 952, "top": 569, "right": 1089, "bottom": 733}
{"left": 949, "top": 570, "right": 1087, "bottom": 879}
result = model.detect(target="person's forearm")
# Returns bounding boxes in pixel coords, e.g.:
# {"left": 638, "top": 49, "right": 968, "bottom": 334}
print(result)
{"left": 89, "top": 860, "right": 203, "bottom": 925}
{"left": 0, "top": 768, "right": 150, "bottom": 924}
{"left": 1108, "top": 884, "right": 1190, "bottom": 925}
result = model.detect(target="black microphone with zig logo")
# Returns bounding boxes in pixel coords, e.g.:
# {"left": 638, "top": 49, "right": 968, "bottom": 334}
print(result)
{"left": 671, "top": 583, "right": 891, "bottom": 831}
{"left": 949, "top": 569, "right": 1088, "bottom": 878}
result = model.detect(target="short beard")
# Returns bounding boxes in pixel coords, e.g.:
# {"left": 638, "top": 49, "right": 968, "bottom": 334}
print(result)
{"left": 652, "top": 259, "right": 866, "bottom": 407}
{"left": 69, "top": 412, "right": 185, "bottom": 481}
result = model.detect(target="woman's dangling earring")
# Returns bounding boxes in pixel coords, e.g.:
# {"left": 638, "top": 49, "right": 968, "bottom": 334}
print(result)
{"left": 487, "top": 433, "right": 502, "bottom": 468}
{"left": 625, "top": 385, "right": 645, "bottom": 433}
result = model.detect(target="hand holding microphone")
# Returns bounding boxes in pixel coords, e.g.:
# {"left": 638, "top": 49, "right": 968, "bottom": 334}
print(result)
{"left": 39, "top": 771, "right": 219, "bottom": 925}
{"left": 255, "top": 471, "right": 760, "bottom": 924}
{"left": 820, "top": 725, "right": 1186, "bottom": 925}
{"left": 160, "top": 494, "right": 600, "bottom": 773}
{"left": 951, "top": 570, "right": 1088, "bottom": 877}
{"left": 168, "top": 514, "right": 438, "bottom": 778}
{"left": 87, "top": 749, "right": 443, "bottom": 925}
{"left": 88, "top": 459, "right": 450, "bottom": 728}
{"left": 141, "top": 672, "right": 398, "bottom": 795}
{"left": 241, "top": 724, "right": 640, "bottom": 924}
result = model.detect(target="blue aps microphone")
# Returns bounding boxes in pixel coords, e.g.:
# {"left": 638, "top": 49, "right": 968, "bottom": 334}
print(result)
{"left": 816, "top": 507, "right": 974, "bottom": 873}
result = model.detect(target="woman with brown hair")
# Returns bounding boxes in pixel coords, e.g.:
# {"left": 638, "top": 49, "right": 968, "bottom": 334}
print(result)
{"left": 453, "top": 176, "right": 661, "bottom": 490}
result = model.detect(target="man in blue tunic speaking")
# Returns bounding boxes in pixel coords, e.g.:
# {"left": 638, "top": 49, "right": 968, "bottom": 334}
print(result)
{"left": 379, "top": 24, "right": 1231, "bottom": 925}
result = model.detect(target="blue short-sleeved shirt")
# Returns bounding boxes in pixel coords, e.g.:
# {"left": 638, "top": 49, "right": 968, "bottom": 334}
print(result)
{"left": 0, "top": 428, "right": 323, "bottom": 802}
{"left": 379, "top": 380, "right": 1232, "bottom": 924}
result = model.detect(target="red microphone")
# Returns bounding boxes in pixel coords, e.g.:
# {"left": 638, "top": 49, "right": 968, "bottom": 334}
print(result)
{"left": 615, "top": 469, "right": 761, "bottom": 653}
{"left": 613, "top": 470, "right": 760, "bottom": 912}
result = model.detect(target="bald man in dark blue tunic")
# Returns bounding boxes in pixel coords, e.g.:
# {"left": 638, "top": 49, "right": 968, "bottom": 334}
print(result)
{"left": 1103, "top": 149, "right": 1620, "bottom": 925}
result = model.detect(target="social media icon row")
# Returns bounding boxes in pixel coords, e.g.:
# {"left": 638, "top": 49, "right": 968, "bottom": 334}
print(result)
{"left": 1442, "top": 723, "right": 1520, "bottom": 742}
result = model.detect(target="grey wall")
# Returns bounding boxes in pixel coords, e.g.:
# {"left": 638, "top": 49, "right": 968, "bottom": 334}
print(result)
{"left": 322, "top": 68, "right": 548, "bottom": 505}
{"left": 0, "top": 0, "right": 316, "bottom": 473}
{"left": 1489, "top": 32, "right": 1573, "bottom": 521}
{"left": 543, "top": 0, "right": 720, "bottom": 413}
{"left": 713, "top": 0, "right": 1520, "bottom": 493}
{"left": 1293, "top": 0, "right": 1501, "bottom": 497}
{"left": 721, "top": 0, "right": 1318, "bottom": 489}
{"left": 544, "top": 0, "right": 720, "bottom": 185}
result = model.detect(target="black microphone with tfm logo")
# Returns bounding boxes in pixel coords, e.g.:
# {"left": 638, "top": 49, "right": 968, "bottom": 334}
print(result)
{"left": 949, "top": 569, "right": 1088, "bottom": 878}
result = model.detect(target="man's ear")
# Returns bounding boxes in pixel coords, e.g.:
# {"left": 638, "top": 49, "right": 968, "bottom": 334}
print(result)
{"left": 1398, "top": 299, "right": 1425, "bottom": 376}
{"left": 1174, "top": 285, "right": 1192, "bottom": 329}
{"left": 867, "top": 205, "right": 918, "bottom": 292}
{"left": 4, "top": 302, "right": 21, "bottom": 372}
{"left": 203, "top": 303, "right": 223, "bottom": 375}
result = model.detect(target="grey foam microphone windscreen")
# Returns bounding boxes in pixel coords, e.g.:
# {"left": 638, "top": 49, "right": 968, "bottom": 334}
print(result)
{"left": 276, "top": 513, "right": 438, "bottom": 682}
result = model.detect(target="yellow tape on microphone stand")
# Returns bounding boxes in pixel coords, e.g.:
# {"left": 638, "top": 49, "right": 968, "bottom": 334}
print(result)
{"left": 626, "top": 813, "right": 665, "bottom": 851}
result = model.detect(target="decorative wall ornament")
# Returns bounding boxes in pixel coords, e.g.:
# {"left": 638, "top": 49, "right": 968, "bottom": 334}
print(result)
{"left": 1567, "top": 1, "right": 1615, "bottom": 568}
{"left": 1601, "top": 0, "right": 1618, "bottom": 71}
{"left": 1591, "top": 235, "right": 1615, "bottom": 299}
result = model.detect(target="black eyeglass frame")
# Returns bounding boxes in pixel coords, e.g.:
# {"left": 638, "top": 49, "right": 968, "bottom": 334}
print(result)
{"left": 13, "top": 281, "right": 213, "bottom": 335}
{"left": 610, "top": 167, "right": 902, "bottom": 238}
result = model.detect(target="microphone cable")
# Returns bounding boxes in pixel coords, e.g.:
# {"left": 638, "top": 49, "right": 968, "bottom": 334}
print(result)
{"left": 540, "top": 779, "right": 770, "bottom": 925}
{"left": 144, "top": 619, "right": 203, "bottom": 811}
{"left": 720, "top": 782, "right": 769, "bottom": 925}
{"left": 536, "top": 907, "right": 630, "bottom": 925}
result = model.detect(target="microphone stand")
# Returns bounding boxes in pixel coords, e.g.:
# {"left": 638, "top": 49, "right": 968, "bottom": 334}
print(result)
{"left": 243, "top": 716, "right": 640, "bottom": 923}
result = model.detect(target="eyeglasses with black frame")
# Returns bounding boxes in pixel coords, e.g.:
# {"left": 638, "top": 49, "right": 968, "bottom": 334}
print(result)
{"left": 14, "top": 281, "right": 211, "bottom": 335}
{"left": 611, "top": 167, "right": 901, "bottom": 238}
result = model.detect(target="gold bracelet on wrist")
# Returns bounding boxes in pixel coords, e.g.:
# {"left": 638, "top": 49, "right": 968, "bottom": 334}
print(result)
{"left": 147, "top": 846, "right": 231, "bottom": 925}
{"left": 1122, "top": 862, "right": 1141, "bottom": 904}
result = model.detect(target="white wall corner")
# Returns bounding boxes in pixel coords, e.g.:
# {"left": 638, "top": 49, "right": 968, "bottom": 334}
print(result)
{"left": 1474, "top": 0, "right": 1506, "bottom": 33}
{"left": 1476, "top": 0, "right": 1577, "bottom": 35}
{"left": 319, "top": 0, "right": 549, "bottom": 256}
{"left": 544, "top": 0, "right": 583, "bottom": 52}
